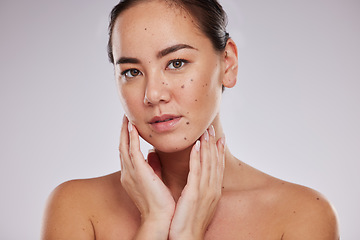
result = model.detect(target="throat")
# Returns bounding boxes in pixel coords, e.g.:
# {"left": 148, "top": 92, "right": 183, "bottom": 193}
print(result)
{"left": 156, "top": 147, "right": 192, "bottom": 201}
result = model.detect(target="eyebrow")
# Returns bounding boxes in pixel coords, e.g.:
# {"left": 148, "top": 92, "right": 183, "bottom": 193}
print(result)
{"left": 115, "top": 44, "right": 197, "bottom": 65}
{"left": 116, "top": 57, "right": 140, "bottom": 65}
{"left": 157, "top": 44, "right": 197, "bottom": 59}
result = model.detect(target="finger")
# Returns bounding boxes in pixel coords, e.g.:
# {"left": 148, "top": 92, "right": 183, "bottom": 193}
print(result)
{"left": 119, "top": 115, "right": 133, "bottom": 170}
{"left": 128, "top": 122, "right": 146, "bottom": 169}
{"left": 187, "top": 140, "right": 201, "bottom": 189}
{"left": 199, "top": 130, "right": 211, "bottom": 189}
{"left": 208, "top": 125, "right": 218, "bottom": 186}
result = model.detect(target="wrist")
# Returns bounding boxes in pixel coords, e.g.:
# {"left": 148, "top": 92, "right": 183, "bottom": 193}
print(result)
{"left": 135, "top": 218, "right": 171, "bottom": 240}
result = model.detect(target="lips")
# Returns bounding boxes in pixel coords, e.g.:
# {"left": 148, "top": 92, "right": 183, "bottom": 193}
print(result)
{"left": 149, "top": 114, "right": 182, "bottom": 132}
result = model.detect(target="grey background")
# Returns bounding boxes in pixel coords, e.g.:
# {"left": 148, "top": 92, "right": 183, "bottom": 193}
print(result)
{"left": 0, "top": 0, "right": 359, "bottom": 239}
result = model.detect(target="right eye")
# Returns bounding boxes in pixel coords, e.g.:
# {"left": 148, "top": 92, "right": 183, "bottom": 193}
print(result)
{"left": 121, "top": 69, "right": 142, "bottom": 79}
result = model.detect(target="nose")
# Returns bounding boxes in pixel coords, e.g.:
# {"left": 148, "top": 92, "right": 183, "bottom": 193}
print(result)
{"left": 143, "top": 73, "right": 171, "bottom": 105}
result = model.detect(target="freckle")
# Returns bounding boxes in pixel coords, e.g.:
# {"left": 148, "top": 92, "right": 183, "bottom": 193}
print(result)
{"left": 184, "top": 15, "right": 187, "bottom": 19}
{"left": 184, "top": 137, "right": 187, "bottom": 140}
{"left": 187, "top": 112, "right": 189, "bottom": 114}
{"left": 190, "top": 79, "right": 193, "bottom": 82}
{"left": 293, "top": 211, "right": 296, "bottom": 214}
{"left": 145, "top": 28, "right": 147, "bottom": 30}
{"left": 186, "top": 122, "right": 190, "bottom": 125}
{"left": 181, "top": 85, "right": 185, "bottom": 88}
{"left": 195, "top": 99, "right": 198, "bottom": 102}
{"left": 162, "top": 82, "right": 165, "bottom": 85}
{"left": 206, "top": 83, "right": 208, "bottom": 86}
{"left": 238, "top": 163, "right": 241, "bottom": 166}
{"left": 149, "top": 134, "right": 152, "bottom": 138}
{"left": 316, "top": 198, "right": 320, "bottom": 200}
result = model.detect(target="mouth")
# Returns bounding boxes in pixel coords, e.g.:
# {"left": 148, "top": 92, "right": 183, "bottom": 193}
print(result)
{"left": 150, "top": 115, "right": 181, "bottom": 124}
{"left": 149, "top": 115, "right": 182, "bottom": 132}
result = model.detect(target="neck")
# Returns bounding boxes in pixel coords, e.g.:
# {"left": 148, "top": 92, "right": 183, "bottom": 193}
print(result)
{"left": 154, "top": 115, "right": 228, "bottom": 201}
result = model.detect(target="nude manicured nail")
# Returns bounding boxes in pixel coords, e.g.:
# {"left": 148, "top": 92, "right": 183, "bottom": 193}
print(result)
{"left": 220, "top": 136, "right": 226, "bottom": 146}
{"left": 204, "top": 130, "right": 209, "bottom": 141}
{"left": 195, "top": 140, "right": 200, "bottom": 151}
{"left": 128, "top": 122, "right": 133, "bottom": 132}
{"left": 209, "top": 125, "right": 215, "bottom": 137}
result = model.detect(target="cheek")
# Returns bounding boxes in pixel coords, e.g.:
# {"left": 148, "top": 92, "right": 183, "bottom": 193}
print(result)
{"left": 119, "top": 87, "right": 143, "bottom": 119}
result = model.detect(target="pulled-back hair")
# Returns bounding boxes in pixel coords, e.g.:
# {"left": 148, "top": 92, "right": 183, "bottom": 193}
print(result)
{"left": 107, "top": 0, "right": 230, "bottom": 64}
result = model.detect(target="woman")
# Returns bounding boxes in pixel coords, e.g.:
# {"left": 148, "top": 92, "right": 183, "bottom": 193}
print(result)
{"left": 42, "top": 0, "right": 339, "bottom": 239}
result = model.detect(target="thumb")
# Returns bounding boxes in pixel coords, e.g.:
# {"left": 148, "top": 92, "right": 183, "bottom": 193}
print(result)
{"left": 147, "top": 149, "right": 163, "bottom": 180}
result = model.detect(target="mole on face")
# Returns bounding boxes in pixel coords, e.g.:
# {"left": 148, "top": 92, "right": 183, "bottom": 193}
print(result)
{"left": 184, "top": 137, "right": 187, "bottom": 140}
{"left": 186, "top": 122, "right": 190, "bottom": 125}
{"left": 149, "top": 134, "right": 152, "bottom": 138}
{"left": 181, "top": 85, "right": 185, "bottom": 89}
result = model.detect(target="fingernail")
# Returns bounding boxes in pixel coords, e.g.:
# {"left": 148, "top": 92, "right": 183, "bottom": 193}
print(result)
{"left": 128, "top": 122, "right": 133, "bottom": 132}
{"left": 220, "top": 136, "right": 226, "bottom": 146}
{"left": 204, "top": 130, "right": 209, "bottom": 142}
{"left": 195, "top": 140, "right": 200, "bottom": 151}
{"left": 209, "top": 125, "right": 215, "bottom": 137}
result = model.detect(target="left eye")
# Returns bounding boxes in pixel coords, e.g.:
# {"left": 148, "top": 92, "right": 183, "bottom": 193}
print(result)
{"left": 167, "top": 59, "right": 186, "bottom": 69}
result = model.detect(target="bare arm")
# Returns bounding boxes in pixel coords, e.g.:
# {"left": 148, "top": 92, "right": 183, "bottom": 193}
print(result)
{"left": 41, "top": 181, "right": 95, "bottom": 240}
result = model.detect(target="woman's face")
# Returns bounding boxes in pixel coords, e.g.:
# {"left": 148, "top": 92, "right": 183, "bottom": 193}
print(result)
{"left": 111, "top": 0, "right": 225, "bottom": 152}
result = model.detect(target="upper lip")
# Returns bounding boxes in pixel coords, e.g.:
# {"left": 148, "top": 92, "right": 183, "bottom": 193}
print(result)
{"left": 149, "top": 114, "right": 181, "bottom": 124}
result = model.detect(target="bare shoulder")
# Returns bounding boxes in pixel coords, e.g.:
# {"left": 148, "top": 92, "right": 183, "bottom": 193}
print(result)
{"left": 248, "top": 164, "right": 340, "bottom": 240}
{"left": 224, "top": 160, "right": 339, "bottom": 239}
{"left": 41, "top": 172, "right": 135, "bottom": 240}
{"left": 275, "top": 180, "right": 340, "bottom": 239}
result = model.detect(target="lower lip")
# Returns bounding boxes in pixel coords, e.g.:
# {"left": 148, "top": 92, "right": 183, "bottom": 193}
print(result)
{"left": 150, "top": 117, "right": 182, "bottom": 132}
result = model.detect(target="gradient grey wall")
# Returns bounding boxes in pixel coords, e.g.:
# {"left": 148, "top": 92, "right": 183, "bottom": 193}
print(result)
{"left": 0, "top": 0, "right": 359, "bottom": 239}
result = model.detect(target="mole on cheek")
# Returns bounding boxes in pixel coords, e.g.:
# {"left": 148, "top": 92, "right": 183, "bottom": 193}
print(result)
{"left": 190, "top": 79, "right": 193, "bottom": 82}
{"left": 149, "top": 134, "right": 152, "bottom": 138}
{"left": 181, "top": 85, "right": 185, "bottom": 89}
{"left": 186, "top": 122, "right": 190, "bottom": 125}
{"left": 184, "top": 137, "right": 187, "bottom": 140}
{"left": 144, "top": 28, "right": 147, "bottom": 30}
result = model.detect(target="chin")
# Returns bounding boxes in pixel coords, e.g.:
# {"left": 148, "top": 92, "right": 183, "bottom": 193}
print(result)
{"left": 143, "top": 135, "right": 195, "bottom": 153}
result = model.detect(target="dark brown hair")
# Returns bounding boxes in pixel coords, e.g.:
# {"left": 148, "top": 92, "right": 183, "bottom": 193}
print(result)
{"left": 107, "top": 0, "right": 230, "bottom": 64}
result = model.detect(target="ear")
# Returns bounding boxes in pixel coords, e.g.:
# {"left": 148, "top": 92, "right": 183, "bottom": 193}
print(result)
{"left": 222, "top": 39, "right": 238, "bottom": 89}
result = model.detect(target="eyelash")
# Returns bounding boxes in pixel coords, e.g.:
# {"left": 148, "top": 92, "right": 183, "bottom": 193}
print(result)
{"left": 120, "top": 59, "right": 189, "bottom": 79}
{"left": 167, "top": 59, "right": 189, "bottom": 70}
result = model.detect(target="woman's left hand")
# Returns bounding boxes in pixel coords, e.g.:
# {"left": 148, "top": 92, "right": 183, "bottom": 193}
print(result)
{"left": 169, "top": 126, "right": 226, "bottom": 240}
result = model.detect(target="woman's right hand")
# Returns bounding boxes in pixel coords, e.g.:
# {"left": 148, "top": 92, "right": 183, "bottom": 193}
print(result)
{"left": 119, "top": 116, "right": 175, "bottom": 239}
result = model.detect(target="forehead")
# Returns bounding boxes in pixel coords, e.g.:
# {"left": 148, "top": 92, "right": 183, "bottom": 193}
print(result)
{"left": 111, "top": 0, "right": 210, "bottom": 58}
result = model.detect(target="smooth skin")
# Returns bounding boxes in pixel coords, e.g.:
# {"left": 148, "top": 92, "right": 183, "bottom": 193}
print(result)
{"left": 41, "top": 1, "right": 339, "bottom": 239}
